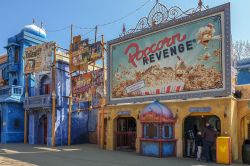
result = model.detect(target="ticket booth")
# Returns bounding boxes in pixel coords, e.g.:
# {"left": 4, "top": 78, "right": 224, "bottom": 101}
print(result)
{"left": 140, "top": 101, "right": 177, "bottom": 157}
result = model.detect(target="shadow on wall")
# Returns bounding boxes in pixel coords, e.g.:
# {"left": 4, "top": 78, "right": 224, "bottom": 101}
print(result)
{"left": 71, "top": 111, "right": 89, "bottom": 144}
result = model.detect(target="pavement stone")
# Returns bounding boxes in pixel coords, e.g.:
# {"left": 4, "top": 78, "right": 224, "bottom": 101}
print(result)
{"left": 0, "top": 144, "right": 246, "bottom": 166}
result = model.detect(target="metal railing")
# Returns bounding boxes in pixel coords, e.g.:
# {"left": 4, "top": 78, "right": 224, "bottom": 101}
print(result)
{"left": 0, "top": 85, "right": 23, "bottom": 97}
{"left": 24, "top": 94, "right": 52, "bottom": 109}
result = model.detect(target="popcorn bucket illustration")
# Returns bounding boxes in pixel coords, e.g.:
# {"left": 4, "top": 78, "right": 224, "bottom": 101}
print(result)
{"left": 140, "top": 82, "right": 185, "bottom": 96}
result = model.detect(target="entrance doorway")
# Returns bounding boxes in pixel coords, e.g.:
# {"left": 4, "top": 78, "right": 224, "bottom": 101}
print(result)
{"left": 116, "top": 117, "right": 136, "bottom": 150}
{"left": 38, "top": 115, "right": 48, "bottom": 145}
{"left": 104, "top": 118, "right": 107, "bottom": 148}
{"left": 183, "top": 115, "right": 221, "bottom": 158}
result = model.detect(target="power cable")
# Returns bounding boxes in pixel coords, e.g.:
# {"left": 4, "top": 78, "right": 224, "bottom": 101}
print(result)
{"left": 98, "top": 0, "right": 151, "bottom": 27}
{"left": 46, "top": 25, "right": 71, "bottom": 32}
{"left": 40, "top": 0, "right": 152, "bottom": 35}
{"left": 73, "top": 25, "right": 95, "bottom": 30}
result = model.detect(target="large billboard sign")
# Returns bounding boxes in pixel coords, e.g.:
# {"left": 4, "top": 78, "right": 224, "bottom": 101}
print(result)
{"left": 107, "top": 3, "right": 231, "bottom": 104}
{"left": 25, "top": 42, "right": 55, "bottom": 73}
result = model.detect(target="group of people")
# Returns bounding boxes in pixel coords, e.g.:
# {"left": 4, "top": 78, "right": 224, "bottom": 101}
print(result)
{"left": 186, "top": 122, "right": 218, "bottom": 163}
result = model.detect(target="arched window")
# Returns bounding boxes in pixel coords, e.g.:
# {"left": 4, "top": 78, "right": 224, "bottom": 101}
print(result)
{"left": 13, "top": 79, "right": 17, "bottom": 85}
{"left": 14, "top": 48, "right": 19, "bottom": 63}
{"left": 40, "top": 75, "right": 50, "bottom": 95}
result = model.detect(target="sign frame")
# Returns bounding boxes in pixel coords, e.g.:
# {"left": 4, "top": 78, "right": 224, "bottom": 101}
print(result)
{"left": 107, "top": 3, "right": 231, "bottom": 105}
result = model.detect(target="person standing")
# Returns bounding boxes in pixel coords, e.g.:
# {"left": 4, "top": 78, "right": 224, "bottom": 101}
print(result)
{"left": 202, "top": 122, "right": 217, "bottom": 163}
{"left": 186, "top": 127, "right": 196, "bottom": 157}
{"left": 196, "top": 131, "right": 203, "bottom": 161}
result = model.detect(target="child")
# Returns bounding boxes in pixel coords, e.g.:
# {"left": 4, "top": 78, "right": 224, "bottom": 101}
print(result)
{"left": 196, "top": 131, "right": 203, "bottom": 161}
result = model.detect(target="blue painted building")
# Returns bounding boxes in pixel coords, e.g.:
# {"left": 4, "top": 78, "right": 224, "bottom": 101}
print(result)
{"left": 0, "top": 24, "right": 46, "bottom": 143}
{"left": 24, "top": 48, "right": 70, "bottom": 146}
{"left": 237, "top": 58, "right": 250, "bottom": 85}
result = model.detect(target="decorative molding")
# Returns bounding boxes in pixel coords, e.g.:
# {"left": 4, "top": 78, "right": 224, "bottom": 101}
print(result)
{"left": 121, "top": 0, "right": 208, "bottom": 37}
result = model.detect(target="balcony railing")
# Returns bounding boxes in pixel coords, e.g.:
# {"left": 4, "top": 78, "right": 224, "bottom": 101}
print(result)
{"left": 8, "top": 63, "right": 19, "bottom": 73}
{"left": 0, "top": 85, "right": 23, "bottom": 98}
{"left": 24, "top": 94, "right": 52, "bottom": 109}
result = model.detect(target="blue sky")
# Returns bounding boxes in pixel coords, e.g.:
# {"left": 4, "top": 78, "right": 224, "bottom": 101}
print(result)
{"left": 0, "top": 0, "right": 249, "bottom": 54}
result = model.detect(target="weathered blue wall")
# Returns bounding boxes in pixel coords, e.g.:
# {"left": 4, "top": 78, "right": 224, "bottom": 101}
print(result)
{"left": 237, "top": 68, "right": 250, "bottom": 85}
{"left": 88, "top": 109, "right": 98, "bottom": 132}
{"left": 0, "top": 102, "right": 24, "bottom": 143}
{"left": 0, "top": 24, "right": 47, "bottom": 144}
{"left": 141, "top": 142, "right": 160, "bottom": 157}
{"left": 28, "top": 60, "right": 70, "bottom": 146}
{"left": 71, "top": 102, "right": 89, "bottom": 144}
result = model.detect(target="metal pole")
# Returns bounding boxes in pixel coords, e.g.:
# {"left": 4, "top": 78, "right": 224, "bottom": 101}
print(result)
{"left": 24, "top": 74, "right": 29, "bottom": 144}
{"left": 51, "top": 45, "right": 57, "bottom": 147}
{"left": 94, "top": 25, "right": 98, "bottom": 43}
{"left": 68, "top": 24, "right": 73, "bottom": 145}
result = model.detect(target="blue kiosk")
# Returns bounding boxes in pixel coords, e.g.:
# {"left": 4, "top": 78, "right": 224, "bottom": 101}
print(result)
{"left": 140, "top": 101, "right": 177, "bottom": 157}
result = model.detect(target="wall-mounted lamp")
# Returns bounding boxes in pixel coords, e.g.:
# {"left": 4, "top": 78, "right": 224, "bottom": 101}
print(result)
{"left": 173, "top": 109, "right": 178, "bottom": 119}
{"left": 137, "top": 113, "right": 140, "bottom": 120}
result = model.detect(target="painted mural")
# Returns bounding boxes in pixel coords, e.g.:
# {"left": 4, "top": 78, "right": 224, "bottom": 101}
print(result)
{"left": 24, "top": 42, "right": 55, "bottom": 73}
{"left": 109, "top": 14, "right": 224, "bottom": 101}
{"left": 72, "top": 69, "right": 104, "bottom": 104}
{"left": 72, "top": 72, "right": 92, "bottom": 102}
{"left": 70, "top": 35, "right": 102, "bottom": 72}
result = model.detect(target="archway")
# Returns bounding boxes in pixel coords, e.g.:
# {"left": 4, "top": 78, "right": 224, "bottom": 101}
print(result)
{"left": 183, "top": 115, "right": 221, "bottom": 158}
{"left": 239, "top": 114, "right": 250, "bottom": 159}
{"left": 38, "top": 115, "right": 48, "bottom": 145}
{"left": 115, "top": 117, "right": 136, "bottom": 150}
{"left": 40, "top": 75, "right": 50, "bottom": 95}
{"left": 13, "top": 79, "right": 17, "bottom": 85}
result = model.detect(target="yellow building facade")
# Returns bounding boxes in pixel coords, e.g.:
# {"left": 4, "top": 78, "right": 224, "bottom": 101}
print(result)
{"left": 97, "top": 95, "right": 247, "bottom": 161}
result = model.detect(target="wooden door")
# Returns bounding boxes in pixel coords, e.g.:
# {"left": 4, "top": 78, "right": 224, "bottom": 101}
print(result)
{"left": 44, "top": 117, "right": 47, "bottom": 144}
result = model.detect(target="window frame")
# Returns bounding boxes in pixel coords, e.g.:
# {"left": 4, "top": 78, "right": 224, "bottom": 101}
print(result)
{"left": 162, "top": 124, "right": 173, "bottom": 139}
{"left": 143, "top": 123, "right": 159, "bottom": 139}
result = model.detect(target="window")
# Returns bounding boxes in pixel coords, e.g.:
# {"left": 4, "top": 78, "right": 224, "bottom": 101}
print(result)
{"left": 13, "top": 79, "right": 17, "bottom": 85}
{"left": 14, "top": 119, "right": 20, "bottom": 129}
{"left": 162, "top": 124, "right": 173, "bottom": 139}
{"left": 14, "top": 48, "right": 19, "bottom": 63}
{"left": 44, "top": 84, "right": 50, "bottom": 94}
{"left": 40, "top": 75, "right": 50, "bottom": 95}
{"left": 144, "top": 124, "right": 159, "bottom": 139}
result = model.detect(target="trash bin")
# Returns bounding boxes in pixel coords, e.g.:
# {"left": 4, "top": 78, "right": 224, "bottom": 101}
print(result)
{"left": 216, "top": 137, "right": 232, "bottom": 165}
{"left": 242, "top": 139, "right": 250, "bottom": 164}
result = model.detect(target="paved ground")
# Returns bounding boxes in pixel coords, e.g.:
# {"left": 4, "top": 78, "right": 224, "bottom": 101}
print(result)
{"left": 0, "top": 144, "right": 246, "bottom": 166}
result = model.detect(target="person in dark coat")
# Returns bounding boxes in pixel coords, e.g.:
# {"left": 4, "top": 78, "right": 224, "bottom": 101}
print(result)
{"left": 202, "top": 122, "right": 218, "bottom": 163}
{"left": 196, "top": 131, "right": 203, "bottom": 161}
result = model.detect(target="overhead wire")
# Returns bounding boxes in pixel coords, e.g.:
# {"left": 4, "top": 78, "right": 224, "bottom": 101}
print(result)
{"left": 46, "top": 25, "right": 71, "bottom": 32}
{"left": 43, "top": 0, "right": 151, "bottom": 33}
{"left": 98, "top": 0, "right": 151, "bottom": 27}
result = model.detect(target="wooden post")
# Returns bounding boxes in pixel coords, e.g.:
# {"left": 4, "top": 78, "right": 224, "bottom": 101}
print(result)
{"left": 101, "top": 34, "right": 105, "bottom": 148}
{"left": 51, "top": 45, "right": 57, "bottom": 147}
{"left": 68, "top": 24, "right": 73, "bottom": 145}
{"left": 24, "top": 74, "right": 29, "bottom": 144}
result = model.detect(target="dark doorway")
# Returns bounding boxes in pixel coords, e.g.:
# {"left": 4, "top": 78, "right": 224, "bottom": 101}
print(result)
{"left": 183, "top": 115, "right": 221, "bottom": 158}
{"left": 38, "top": 115, "right": 48, "bottom": 145}
{"left": 248, "top": 123, "right": 250, "bottom": 139}
{"left": 104, "top": 118, "right": 107, "bottom": 148}
{"left": 116, "top": 117, "right": 136, "bottom": 150}
{"left": 40, "top": 75, "right": 50, "bottom": 95}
